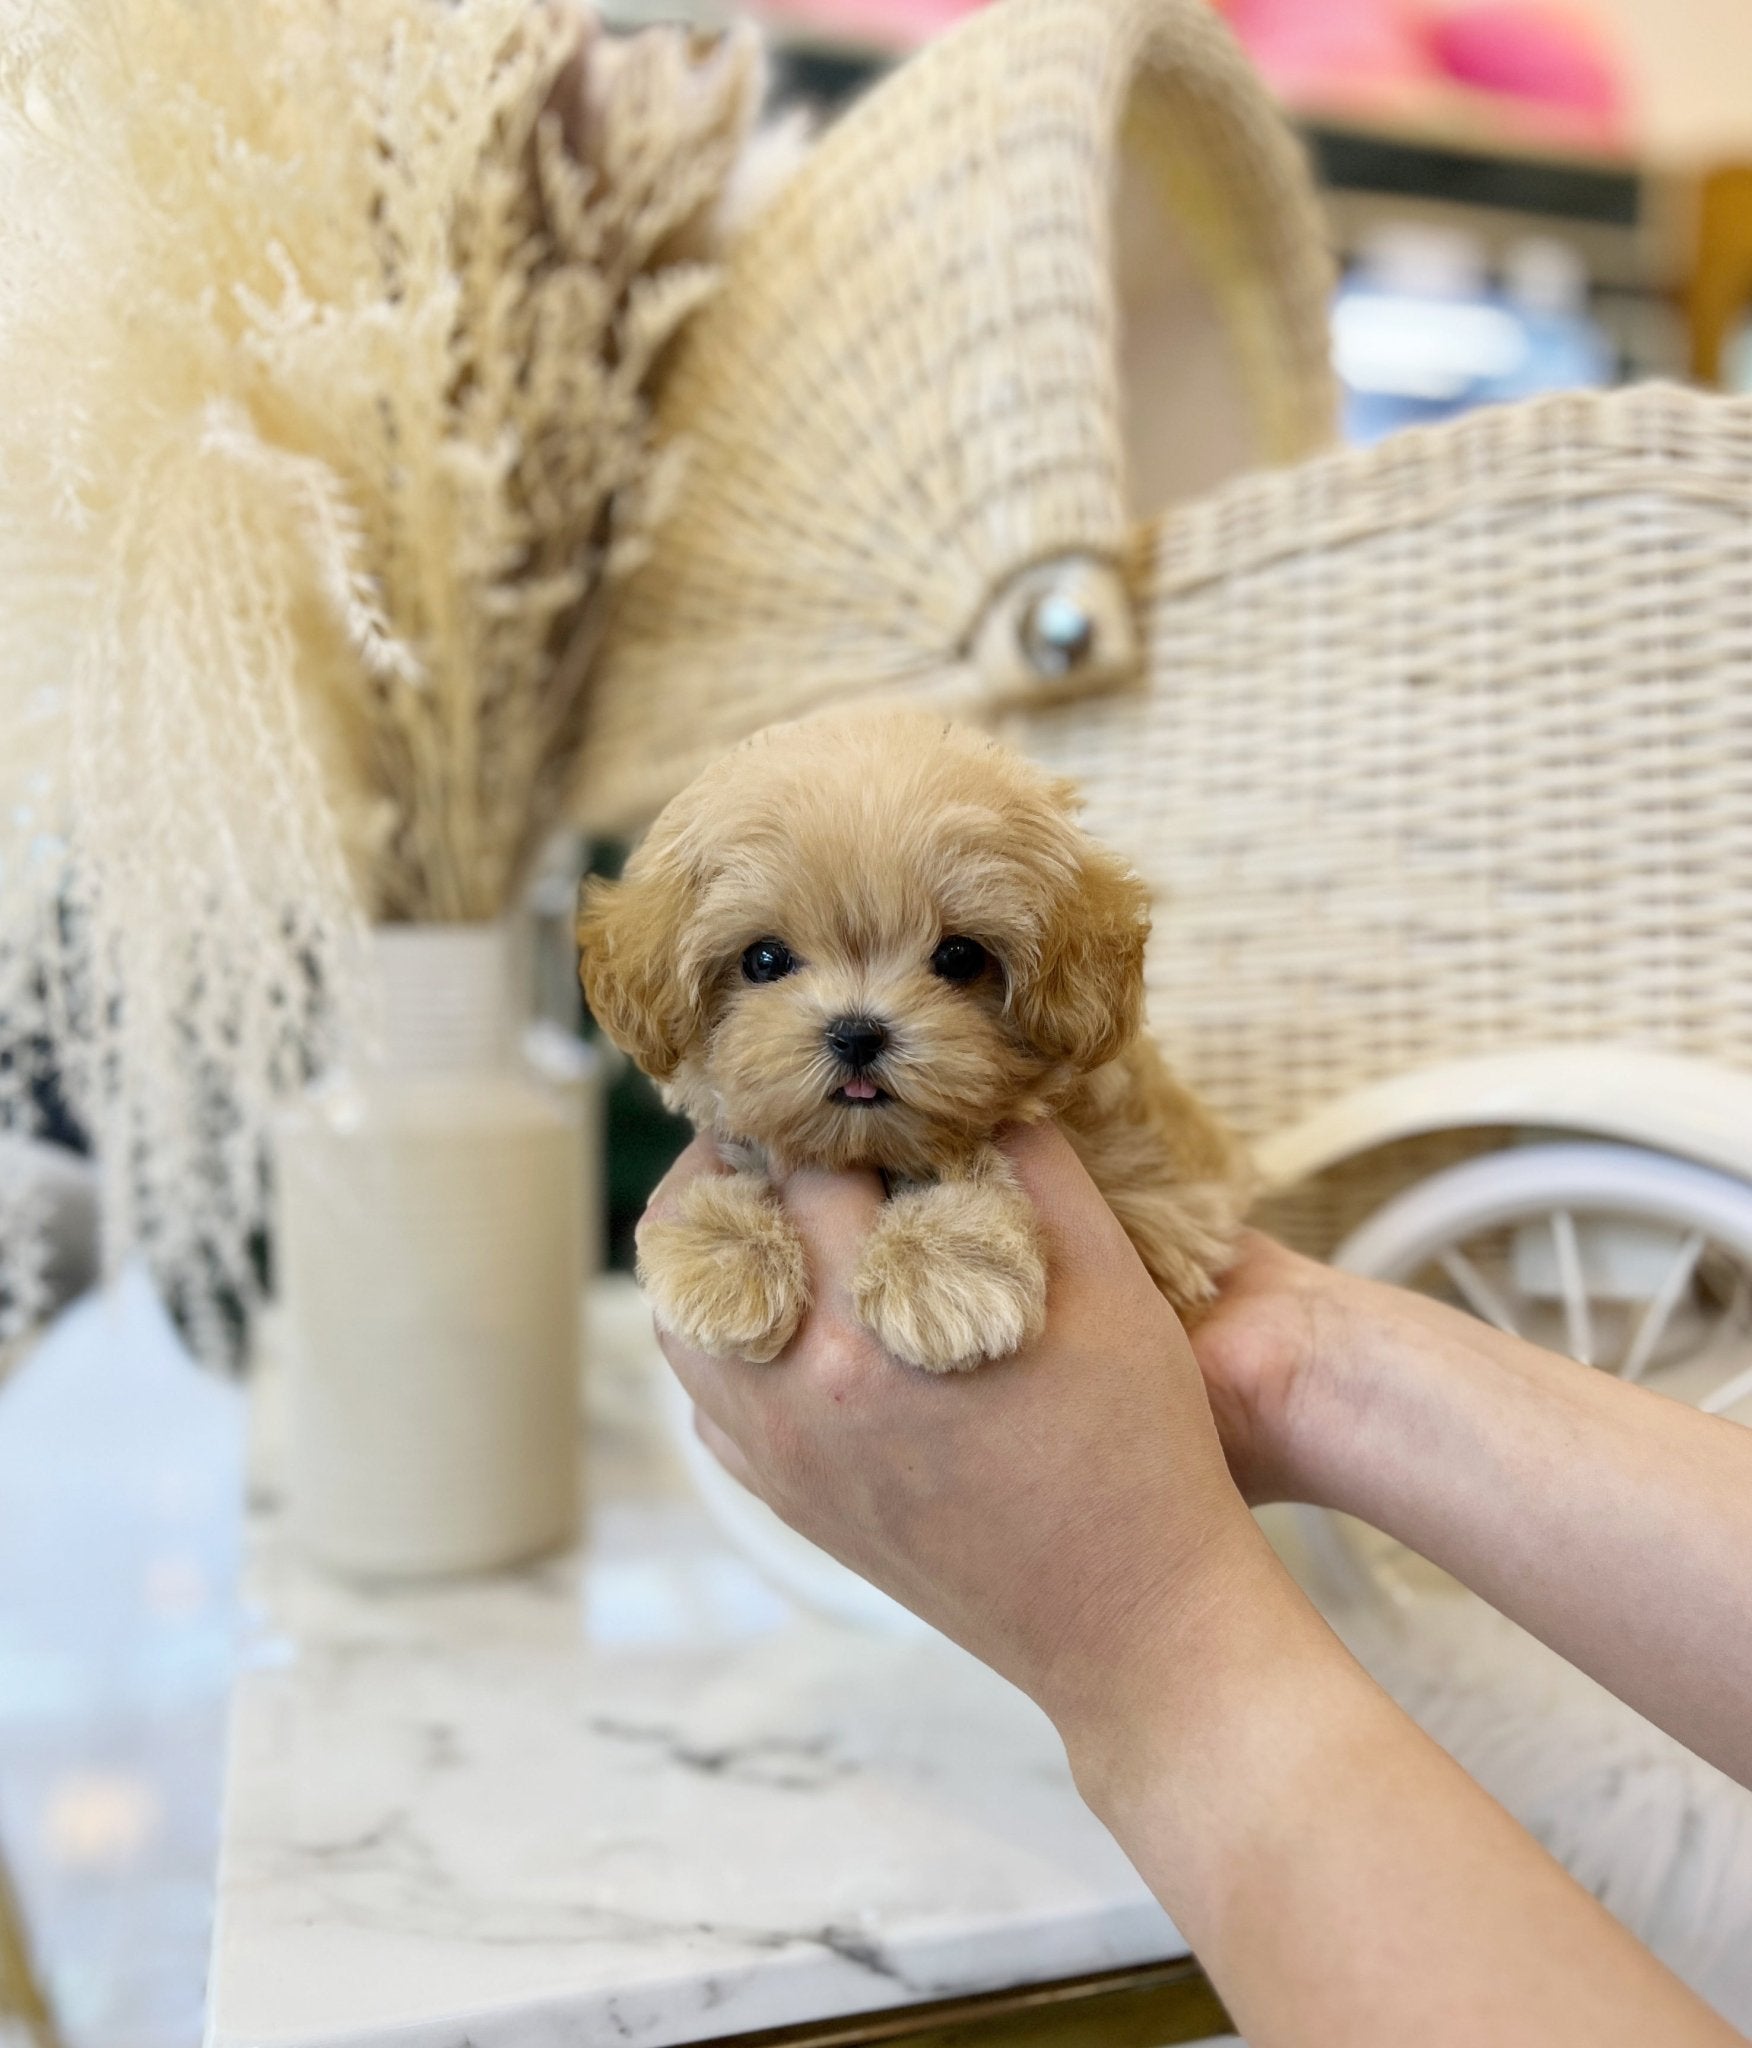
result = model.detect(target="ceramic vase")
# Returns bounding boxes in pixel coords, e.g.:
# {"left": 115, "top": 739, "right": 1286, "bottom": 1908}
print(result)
{"left": 276, "top": 922, "right": 594, "bottom": 1578}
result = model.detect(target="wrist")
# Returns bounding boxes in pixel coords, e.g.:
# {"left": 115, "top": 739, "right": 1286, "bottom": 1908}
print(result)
{"left": 1050, "top": 1523, "right": 1304, "bottom": 1807}
{"left": 1060, "top": 1548, "right": 1392, "bottom": 1919}
{"left": 1267, "top": 1265, "right": 1473, "bottom": 1511}
{"left": 1191, "top": 1238, "right": 1415, "bottom": 1509}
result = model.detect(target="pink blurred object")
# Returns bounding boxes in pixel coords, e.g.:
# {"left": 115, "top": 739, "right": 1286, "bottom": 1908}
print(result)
{"left": 1427, "top": 4, "right": 1631, "bottom": 148}
{"left": 757, "top": 0, "right": 987, "bottom": 46}
{"left": 1216, "top": 0, "right": 1429, "bottom": 106}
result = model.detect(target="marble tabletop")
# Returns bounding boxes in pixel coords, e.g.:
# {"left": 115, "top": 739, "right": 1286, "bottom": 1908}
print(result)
{"left": 205, "top": 1279, "right": 1188, "bottom": 2048}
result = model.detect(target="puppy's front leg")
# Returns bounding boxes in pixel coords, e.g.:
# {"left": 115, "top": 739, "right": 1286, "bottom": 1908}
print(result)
{"left": 639, "top": 1170, "right": 808, "bottom": 1364}
{"left": 851, "top": 1149, "right": 1046, "bottom": 1373}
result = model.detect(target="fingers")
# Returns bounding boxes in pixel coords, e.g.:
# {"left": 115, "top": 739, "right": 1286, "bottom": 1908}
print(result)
{"left": 774, "top": 1163, "right": 884, "bottom": 1315}
{"left": 654, "top": 1316, "right": 753, "bottom": 1435}
{"left": 692, "top": 1404, "right": 758, "bottom": 1492}
{"left": 996, "top": 1119, "right": 1135, "bottom": 1268}
{"left": 638, "top": 1133, "right": 731, "bottom": 1251}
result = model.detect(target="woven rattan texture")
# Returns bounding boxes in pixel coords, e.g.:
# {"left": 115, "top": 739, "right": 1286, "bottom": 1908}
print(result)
{"left": 578, "top": 0, "right": 1334, "bottom": 832}
{"left": 1017, "top": 384, "right": 1752, "bottom": 1149}
{"left": 1252, "top": 1131, "right": 1509, "bottom": 1258}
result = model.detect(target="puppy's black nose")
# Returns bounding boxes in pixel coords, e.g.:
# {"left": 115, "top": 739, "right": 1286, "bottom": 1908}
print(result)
{"left": 825, "top": 1017, "right": 887, "bottom": 1069}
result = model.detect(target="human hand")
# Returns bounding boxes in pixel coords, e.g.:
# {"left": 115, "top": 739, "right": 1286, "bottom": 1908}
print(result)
{"left": 1190, "top": 1229, "right": 1526, "bottom": 1508}
{"left": 645, "top": 1122, "right": 1273, "bottom": 1739}
{"left": 648, "top": 1143, "right": 1749, "bottom": 2048}
{"left": 1185, "top": 1229, "right": 1353, "bottom": 1505}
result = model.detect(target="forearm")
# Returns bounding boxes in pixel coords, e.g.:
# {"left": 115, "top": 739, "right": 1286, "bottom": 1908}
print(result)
{"left": 1291, "top": 1276, "right": 1752, "bottom": 1785}
{"left": 1063, "top": 1539, "right": 1737, "bottom": 2048}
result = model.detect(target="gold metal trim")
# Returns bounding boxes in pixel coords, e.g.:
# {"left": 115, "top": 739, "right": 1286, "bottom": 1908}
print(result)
{"left": 693, "top": 1957, "right": 1230, "bottom": 2047}
{"left": 0, "top": 1850, "right": 61, "bottom": 2048}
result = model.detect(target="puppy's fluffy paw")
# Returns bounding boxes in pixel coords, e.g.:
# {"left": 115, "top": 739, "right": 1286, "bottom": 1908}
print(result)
{"left": 852, "top": 1179, "right": 1046, "bottom": 1373}
{"left": 639, "top": 1174, "right": 807, "bottom": 1363}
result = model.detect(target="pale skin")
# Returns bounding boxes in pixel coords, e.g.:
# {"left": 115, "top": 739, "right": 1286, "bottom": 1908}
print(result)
{"left": 646, "top": 1123, "right": 1752, "bottom": 2048}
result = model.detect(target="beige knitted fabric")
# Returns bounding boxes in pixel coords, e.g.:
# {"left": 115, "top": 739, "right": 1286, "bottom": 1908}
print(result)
{"left": 577, "top": 0, "right": 1335, "bottom": 831}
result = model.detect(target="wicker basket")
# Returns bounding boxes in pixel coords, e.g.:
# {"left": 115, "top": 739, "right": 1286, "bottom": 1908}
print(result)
{"left": 1023, "top": 386, "right": 1752, "bottom": 1136}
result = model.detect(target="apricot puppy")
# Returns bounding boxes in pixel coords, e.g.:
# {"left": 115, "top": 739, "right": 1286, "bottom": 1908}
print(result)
{"left": 579, "top": 707, "right": 1246, "bottom": 1373}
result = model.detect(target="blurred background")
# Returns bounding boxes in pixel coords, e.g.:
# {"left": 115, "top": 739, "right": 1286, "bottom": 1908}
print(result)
{"left": 607, "top": 0, "right": 1752, "bottom": 415}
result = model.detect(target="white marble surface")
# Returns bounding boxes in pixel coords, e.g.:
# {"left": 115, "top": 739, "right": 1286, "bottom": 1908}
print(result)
{"left": 0, "top": 1268, "right": 246, "bottom": 2048}
{"left": 205, "top": 1280, "right": 1186, "bottom": 2048}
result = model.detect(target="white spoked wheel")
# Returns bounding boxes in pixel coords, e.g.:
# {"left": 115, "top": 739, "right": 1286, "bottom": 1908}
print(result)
{"left": 1296, "top": 1142, "right": 1752, "bottom": 1611}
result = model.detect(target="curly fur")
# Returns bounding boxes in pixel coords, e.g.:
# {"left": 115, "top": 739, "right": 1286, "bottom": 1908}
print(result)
{"left": 580, "top": 707, "right": 1248, "bottom": 1371}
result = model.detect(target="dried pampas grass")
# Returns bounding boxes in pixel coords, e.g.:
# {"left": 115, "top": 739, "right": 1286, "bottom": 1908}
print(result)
{"left": 0, "top": 0, "right": 762, "bottom": 1346}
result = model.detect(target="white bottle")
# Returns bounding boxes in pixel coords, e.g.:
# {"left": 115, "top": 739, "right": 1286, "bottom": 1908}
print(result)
{"left": 277, "top": 922, "right": 593, "bottom": 1578}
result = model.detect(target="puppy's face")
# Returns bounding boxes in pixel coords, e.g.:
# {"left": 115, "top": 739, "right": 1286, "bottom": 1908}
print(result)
{"left": 682, "top": 854, "right": 1048, "bottom": 1177}
{"left": 579, "top": 710, "right": 1149, "bottom": 1175}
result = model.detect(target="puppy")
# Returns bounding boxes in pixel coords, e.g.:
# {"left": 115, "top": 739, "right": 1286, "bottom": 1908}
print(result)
{"left": 579, "top": 707, "right": 1247, "bottom": 1372}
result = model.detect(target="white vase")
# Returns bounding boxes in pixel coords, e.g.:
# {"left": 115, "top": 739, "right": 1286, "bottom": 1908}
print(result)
{"left": 275, "top": 922, "right": 593, "bottom": 1579}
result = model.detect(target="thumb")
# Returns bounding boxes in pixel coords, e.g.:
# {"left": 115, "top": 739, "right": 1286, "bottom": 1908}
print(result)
{"left": 997, "top": 1120, "right": 1137, "bottom": 1275}
{"left": 772, "top": 1163, "right": 885, "bottom": 1314}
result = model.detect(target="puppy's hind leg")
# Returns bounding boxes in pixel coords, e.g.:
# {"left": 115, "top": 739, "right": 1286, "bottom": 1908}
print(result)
{"left": 1067, "top": 1036, "right": 1252, "bottom": 1322}
{"left": 638, "top": 1171, "right": 808, "bottom": 1363}
{"left": 1110, "top": 1177, "right": 1248, "bottom": 1321}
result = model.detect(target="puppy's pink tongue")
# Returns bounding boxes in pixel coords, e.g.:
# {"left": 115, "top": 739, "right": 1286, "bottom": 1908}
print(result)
{"left": 841, "top": 1076, "right": 879, "bottom": 1100}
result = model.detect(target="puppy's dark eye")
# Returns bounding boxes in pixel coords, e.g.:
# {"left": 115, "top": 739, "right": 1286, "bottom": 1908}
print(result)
{"left": 742, "top": 938, "right": 796, "bottom": 984}
{"left": 931, "top": 936, "right": 988, "bottom": 984}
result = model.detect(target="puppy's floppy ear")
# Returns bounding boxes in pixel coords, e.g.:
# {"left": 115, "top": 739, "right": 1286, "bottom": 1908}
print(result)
{"left": 1009, "top": 832, "right": 1150, "bottom": 1073}
{"left": 577, "top": 841, "right": 709, "bottom": 1081}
